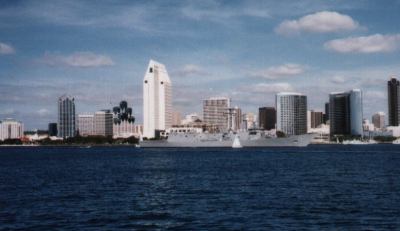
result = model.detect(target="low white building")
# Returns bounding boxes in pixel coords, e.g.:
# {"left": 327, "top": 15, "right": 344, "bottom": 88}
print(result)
{"left": 181, "top": 113, "right": 201, "bottom": 125}
{"left": 0, "top": 118, "right": 24, "bottom": 141}
{"left": 385, "top": 126, "right": 400, "bottom": 137}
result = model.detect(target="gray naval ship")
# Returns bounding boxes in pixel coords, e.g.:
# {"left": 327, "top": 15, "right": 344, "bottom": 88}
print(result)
{"left": 140, "top": 130, "right": 315, "bottom": 148}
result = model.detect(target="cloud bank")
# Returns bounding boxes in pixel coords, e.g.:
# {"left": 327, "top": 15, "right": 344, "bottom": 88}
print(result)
{"left": 0, "top": 42, "right": 15, "bottom": 54}
{"left": 276, "top": 11, "right": 359, "bottom": 35}
{"left": 324, "top": 34, "right": 400, "bottom": 53}
{"left": 252, "top": 63, "right": 305, "bottom": 79}
{"left": 41, "top": 52, "right": 114, "bottom": 68}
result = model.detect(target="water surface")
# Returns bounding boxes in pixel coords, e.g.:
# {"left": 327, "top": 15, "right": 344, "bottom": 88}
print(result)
{"left": 1, "top": 145, "right": 400, "bottom": 230}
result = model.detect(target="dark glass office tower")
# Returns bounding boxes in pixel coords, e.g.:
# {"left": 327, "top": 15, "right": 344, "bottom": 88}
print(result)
{"left": 329, "top": 93, "right": 350, "bottom": 135}
{"left": 329, "top": 89, "right": 363, "bottom": 136}
{"left": 48, "top": 123, "right": 58, "bottom": 137}
{"left": 258, "top": 107, "right": 276, "bottom": 130}
{"left": 388, "top": 77, "right": 400, "bottom": 126}
{"left": 324, "top": 102, "right": 329, "bottom": 123}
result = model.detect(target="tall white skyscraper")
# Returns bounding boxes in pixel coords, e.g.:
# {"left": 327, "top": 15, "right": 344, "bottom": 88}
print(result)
{"left": 143, "top": 60, "right": 172, "bottom": 138}
{"left": 276, "top": 92, "right": 307, "bottom": 135}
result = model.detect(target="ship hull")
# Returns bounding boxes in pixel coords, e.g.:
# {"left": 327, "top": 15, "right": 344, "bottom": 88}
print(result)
{"left": 140, "top": 133, "right": 315, "bottom": 148}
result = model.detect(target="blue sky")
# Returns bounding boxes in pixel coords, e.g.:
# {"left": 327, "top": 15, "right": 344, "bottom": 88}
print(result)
{"left": 1, "top": 0, "right": 400, "bottom": 129}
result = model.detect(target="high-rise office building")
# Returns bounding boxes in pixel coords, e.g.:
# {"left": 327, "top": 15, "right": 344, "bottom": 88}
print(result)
{"left": 113, "top": 101, "right": 136, "bottom": 138}
{"left": 258, "top": 107, "right": 276, "bottom": 130}
{"left": 48, "top": 123, "right": 58, "bottom": 137}
{"left": 324, "top": 102, "right": 329, "bottom": 124}
{"left": 0, "top": 119, "right": 24, "bottom": 141}
{"left": 58, "top": 95, "right": 76, "bottom": 138}
{"left": 310, "top": 110, "right": 324, "bottom": 128}
{"left": 227, "top": 106, "right": 242, "bottom": 131}
{"left": 329, "top": 89, "right": 363, "bottom": 136}
{"left": 143, "top": 60, "right": 172, "bottom": 138}
{"left": 203, "top": 97, "right": 230, "bottom": 131}
{"left": 388, "top": 77, "right": 400, "bottom": 126}
{"left": 78, "top": 114, "right": 94, "bottom": 136}
{"left": 276, "top": 92, "right": 307, "bottom": 135}
{"left": 94, "top": 110, "right": 113, "bottom": 137}
{"left": 372, "top": 112, "right": 385, "bottom": 129}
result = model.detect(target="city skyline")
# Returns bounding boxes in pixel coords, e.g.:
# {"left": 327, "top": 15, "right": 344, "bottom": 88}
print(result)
{"left": 1, "top": 1, "right": 400, "bottom": 129}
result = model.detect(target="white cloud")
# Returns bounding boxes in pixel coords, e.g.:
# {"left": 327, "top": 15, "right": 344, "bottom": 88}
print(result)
{"left": 275, "top": 11, "right": 359, "bottom": 35}
{"left": 36, "top": 108, "right": 50, "bottom": 117}
{"left": 0, "top": 42, "right": 15, "bottom": 54}
{"left": 252, "top": 63, "right": 305, "bottom": 79}
{"left": 248, "top": 82, "right": 294, "bottom": 93}
{"left": 175, "top": 64, "right": 206, "bottom": 77}
{"left": 324, "top": 34, "right": 400, "bottom": 54}
{"left": 41, "top": 52, "right": 114, "bottom": 68}
{"left": 331, "top": 75, "right": 346, "bottom": 84}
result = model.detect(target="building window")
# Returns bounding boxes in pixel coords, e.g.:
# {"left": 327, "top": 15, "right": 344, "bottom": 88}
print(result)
{"left": 144, "top": 80, "right": 148, "bottom": 84}
{"left": 160, "top": 81, "right": 164, "bottom": 84}
{"left": 149, "top": 67, "right": 153, "bottom": 73}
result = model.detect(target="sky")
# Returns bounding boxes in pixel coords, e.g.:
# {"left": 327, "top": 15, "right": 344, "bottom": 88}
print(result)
{"left": 1, "top": 0, "right": 400, "bottom": 130}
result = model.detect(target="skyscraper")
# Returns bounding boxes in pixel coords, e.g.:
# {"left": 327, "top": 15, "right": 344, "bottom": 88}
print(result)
{"left": 258, "top": 107, "right": 276, "bottom": 130}
{"left": 329, "top": 89, "right": 363, "bottom": 136}
{"left": 203, "top": 97, "right": 230, "bottom": 131}
{"left": 324, "top": 102, "right": 329, "bottom": 124}
{"left": 94, "top": 110, "right": 113, "bottom": 137}
{"left": 227, "top": 106, "right": 242, "bottom": 131}
{"left": 388, "top": 77, "right": 400, "bottom": 126}
{"left": 276, "top": 92, "right": 307, "bottom": 135}
{"left": 58, "top": 95, "right": 76, "bottom": 138}
{"left": 310, "top": 111, "right": 324, "bottom": 128}
{"left": 372, "top": 112, "right": 385, "bottom": 129}
{"left": 143, "top": 60, "right": 172, "bottom": 138}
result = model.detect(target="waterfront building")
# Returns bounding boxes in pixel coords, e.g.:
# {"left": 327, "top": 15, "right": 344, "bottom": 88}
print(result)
{"left": 48, "top": 123, "right": 58, "bottom": 137}
{"left": 276, "top": 92, "right": 307, "bottom": 135}
{"left": 203, "top": 97, "right": 230, "bottom": 131}
{"left": 227, "top": 106, "right": 242, "bottom": 131}
{"left": 113, "top": 101, "right": 136, "bottom": 138}
{"left": 388, "top": 77, "right": 400, "bottom": 126}
{"left": 94, "top": 110, "right": 113, "bottom": 137}
{"left": 143, "top": 60, "right": 172, "bottom": 138}
{"left": 329, "top": 89, "right": 363, "bottom": 136}
{"left": 324, "top": 102, "right": 329, "bottom": 124}
{"left": 363, "top": 119, "right": 375, "bottom": 132}
{"left": 134, "top": 124, "right": 143, "bottom": 136}
{"left": 244, "top": 112, "right": 257, "bottom": 129}
{"left": 181, "top": 113, "right": 201, "bottom": 125}
{"left": 172, "top": 111, "right": 182, "bottom": 126}
{"left": 0, "top": 118, "right": 24, "bottom": 141}
{"left": 258, "top": 107, "right": 276, "bottom": 130}
{"left": 58, "top": 95, "right": 76, "bottom": 138}
{"left": 77, "top": 114, "right": 94, "bottom": 136}
{"left": 372, "top": 112, "right": 385, "bottom": 130}
{"left": 310, "top": 110, "right": 324, "bottom": 128}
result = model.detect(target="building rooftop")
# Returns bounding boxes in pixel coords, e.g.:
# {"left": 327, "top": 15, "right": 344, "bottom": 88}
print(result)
{"left": 276, "top": 92, "right": 305, "bottom": 96}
